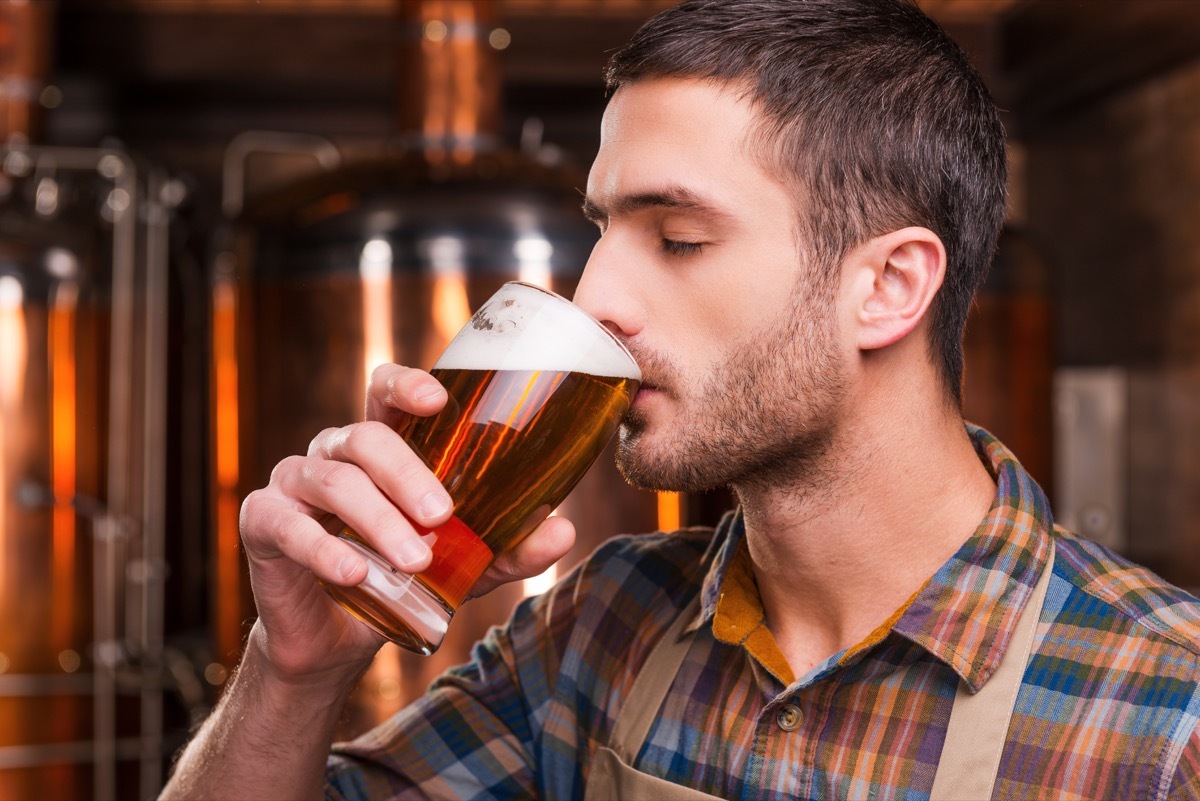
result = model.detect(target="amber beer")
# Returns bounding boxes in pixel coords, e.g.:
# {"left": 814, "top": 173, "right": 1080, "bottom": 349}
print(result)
{"left": 323, "top": 282, "right": 640, "bottom": 655}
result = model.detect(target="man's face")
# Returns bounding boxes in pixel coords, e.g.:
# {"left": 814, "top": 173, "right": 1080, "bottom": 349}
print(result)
{"left": 574, "top": 78, "right": 850, "bottom": 493}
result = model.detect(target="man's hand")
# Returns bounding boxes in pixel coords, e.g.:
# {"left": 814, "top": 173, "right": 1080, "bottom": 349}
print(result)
{"left": 238, "top": 363, "right": 577, "bottom": 685}
{"left": 163, "top": 363, "right": 579, "bottom": 800}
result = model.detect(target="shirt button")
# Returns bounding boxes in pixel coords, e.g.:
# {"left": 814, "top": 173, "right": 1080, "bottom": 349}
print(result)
{"left": 776, "top": 703, "right": 803, "bottom": 731}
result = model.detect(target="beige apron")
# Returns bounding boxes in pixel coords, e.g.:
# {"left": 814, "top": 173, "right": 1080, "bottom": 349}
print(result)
{"left": 584, "top": 544, "right": 1055, "bottom": 801}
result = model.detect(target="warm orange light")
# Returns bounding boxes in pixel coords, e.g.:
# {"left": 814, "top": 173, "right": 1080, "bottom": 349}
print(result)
{"left": 450, "top": 0, "right": 478, "bottom": 165}
{"left": 421, "top": 1, "right": 452, "bottom": 164}
{"left": 429, "top": 271, "right": 471, "bottom": 361}
{"left": 212, "top": 274, "right": 241, "bottom": 660}
{"left": 657, "top": 491, "right": 683, "bottom": 532}
{"left": 360, "top": 239, "right": 395, "bottom": 397}
{"left": 0, "top": 276, "right": 27, "bottom": 584}
{"left": 213, "top": 280, "right": 239, "bottom": 488}
{"left": 49, "top": 282, "right": 79, "bottom": 650}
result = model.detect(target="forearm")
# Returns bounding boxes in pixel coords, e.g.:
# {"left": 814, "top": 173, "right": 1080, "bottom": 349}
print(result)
{"left": 161, "top": 626, "right": 361, "bottom": 801}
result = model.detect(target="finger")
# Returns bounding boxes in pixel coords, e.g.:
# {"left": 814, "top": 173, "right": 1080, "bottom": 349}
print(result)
{"left": 271, "top": 451, "right": 437, "bottom": 572}
{"left": 366, "top": 363, "right": 447, "bottom": 425}
{"left": 471, "top": 515, "right": 576, "bottom": 598}
{"left": 240, "top": 491, "right": 369, "bottom": 587}
{"left": 306, "top": 422, "right": 453, "bottom": 531}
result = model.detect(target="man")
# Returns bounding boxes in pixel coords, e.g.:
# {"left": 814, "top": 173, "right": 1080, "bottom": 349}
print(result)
{"left": 163, "top": 0, "right": 1200, "bottom": 798}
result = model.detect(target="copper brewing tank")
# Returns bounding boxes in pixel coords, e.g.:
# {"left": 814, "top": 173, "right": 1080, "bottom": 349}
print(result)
{"left": 211, "top": 0, "right": 662, "bottom": 724}
{"left": 0, "top": 2, "right": 179, "bottom": 798}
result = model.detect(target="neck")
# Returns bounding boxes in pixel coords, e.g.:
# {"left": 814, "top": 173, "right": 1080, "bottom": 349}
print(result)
{"left": 732, "top": 385, "right": 996, "bottom": 678}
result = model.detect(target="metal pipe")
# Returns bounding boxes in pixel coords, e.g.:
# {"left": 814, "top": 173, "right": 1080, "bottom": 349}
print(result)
{"left": 138, "top": 165, "right": 171, "bottom": 799}
{"left": 0, "top": 737, "right": 145, "bottom": 771}
{"left": 221, "top": 130, "right": 341, "bottom": 219}
{"left": 97, "top": 145, "right": 137, "bottom": 801}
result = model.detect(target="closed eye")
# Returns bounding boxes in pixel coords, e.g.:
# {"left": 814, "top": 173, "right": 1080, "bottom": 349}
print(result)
{"left": 661, "top": 238, "right": 703, "bottom": 257}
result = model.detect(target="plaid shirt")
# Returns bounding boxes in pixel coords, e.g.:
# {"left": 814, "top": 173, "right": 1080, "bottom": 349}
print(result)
{"left": 327, "top": 426, "right": 1200, "bottom": 800}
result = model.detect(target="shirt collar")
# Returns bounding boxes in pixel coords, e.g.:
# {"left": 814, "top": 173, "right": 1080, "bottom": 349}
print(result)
{"left": 891, "top": 424, "right": 1054, "bottom": 692}
{"left": 690, "top": 507, "right": 745, "bottom": 635}
{"left": 690, "top": 424, "right": 1055, "bottom": 693}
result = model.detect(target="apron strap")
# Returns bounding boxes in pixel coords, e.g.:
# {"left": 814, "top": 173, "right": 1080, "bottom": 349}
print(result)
{"left": 602, "top": 541, "right": 1055, "bottom": 800}
{"left": 929, "top": 541, "right": 1056, "bottom": 801}
{"left": 608, "top": 594, "right": 701, "bottom": 762}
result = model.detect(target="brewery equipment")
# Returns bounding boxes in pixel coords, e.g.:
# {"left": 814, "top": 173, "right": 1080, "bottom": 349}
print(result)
{"left": 0, "top": 2, "right": 181, "bottom": 798}
{"left": 211, "top": 0, "right": 661, "bottom": 719}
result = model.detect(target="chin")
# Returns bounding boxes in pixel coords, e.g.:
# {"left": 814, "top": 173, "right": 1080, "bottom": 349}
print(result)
{"left": 616, "top": 437, "right": 719, "bottom": 494}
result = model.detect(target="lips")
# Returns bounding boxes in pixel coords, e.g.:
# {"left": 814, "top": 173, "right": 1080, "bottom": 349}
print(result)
{"left": 633, "top": 381, "right": 666, "bottom": 405}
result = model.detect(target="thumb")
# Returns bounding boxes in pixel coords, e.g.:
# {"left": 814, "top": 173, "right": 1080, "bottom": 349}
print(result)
{"left": 469, "top": 515, "right": 576, "bottom": 598}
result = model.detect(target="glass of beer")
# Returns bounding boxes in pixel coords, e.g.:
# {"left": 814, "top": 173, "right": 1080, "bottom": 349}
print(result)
{"left": 321, "top": 281, "right": 640, "bottom": 655}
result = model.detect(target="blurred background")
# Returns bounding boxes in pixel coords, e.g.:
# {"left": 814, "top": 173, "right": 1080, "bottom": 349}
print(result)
{"left": 2, "top": 0, "right": 1200, "bottom": 798}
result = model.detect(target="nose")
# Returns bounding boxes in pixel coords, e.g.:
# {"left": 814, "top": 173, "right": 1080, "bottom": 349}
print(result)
{"left": 572, "top": 236, "right": 643, "bottom": 340}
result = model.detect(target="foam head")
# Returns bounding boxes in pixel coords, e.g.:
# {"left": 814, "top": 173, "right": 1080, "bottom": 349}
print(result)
{"left": 435, "top": 282, "right": 641, "bottom": 379}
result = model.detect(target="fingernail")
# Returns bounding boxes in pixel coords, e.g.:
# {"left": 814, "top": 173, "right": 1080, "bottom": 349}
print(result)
{"left": 337, "top": 554, "right": 363, "bottom": 583}
{"left": 413, "top": 383, "right": 445, "bottom": 402}
{"left": 418, "top": 491, "right": 451, "bottom": 520}
{"left": 396, "top": 538, "right": 431, "bottom": 570}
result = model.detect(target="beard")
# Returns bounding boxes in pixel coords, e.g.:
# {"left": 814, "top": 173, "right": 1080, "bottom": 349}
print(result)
{"left": 615, "top": 286, "right": 847, "bottom": 495}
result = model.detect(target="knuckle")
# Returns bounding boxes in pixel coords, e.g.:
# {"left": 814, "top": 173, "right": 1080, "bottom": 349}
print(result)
{"left": 368, "top": 362, "right": 399, "bottom": 389}
{"left": 388, "top": 458, "right": 441, "bottom": 506}
{"left": 239, "top": 490, "right": 265, "bottom": 532}
{"left": 279, "top": 513, "right": 331, "bottom": 561}
{"left": 307, "top": 427, "right": 342, "bottom": 457}
{"left": 342, "top": 421, "right": 389, "bottom": 460}
{"left": 269, "top": 454, "right": 307, "bottom": 487}
{"left": 360, "top": 506, "right": 400, "bottom": 539}
{"left": 372, "top": 364, "right": 413, "bottom": 405}
{"left": 393, "top": 452, "right": 432, "bottom": 486}
{"left": 314, "top": 460, "right": 357, "bottom": 493}
{"left": 274, "top": 514, "right": 307, "bottom": 556}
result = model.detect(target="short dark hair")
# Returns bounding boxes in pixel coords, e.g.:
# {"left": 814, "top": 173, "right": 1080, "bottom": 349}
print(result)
{"left": 606, "top": 0, "right": 1007, "bottom": 404}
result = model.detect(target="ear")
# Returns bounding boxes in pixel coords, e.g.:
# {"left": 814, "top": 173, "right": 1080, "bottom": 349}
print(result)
{"left": 848, "top": 227, "right": 946, "bottom": 351}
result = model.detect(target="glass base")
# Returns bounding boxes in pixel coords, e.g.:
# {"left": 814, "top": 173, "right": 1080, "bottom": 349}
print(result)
{"left": 325, "top": 536, "right": 453, "bottom": 655}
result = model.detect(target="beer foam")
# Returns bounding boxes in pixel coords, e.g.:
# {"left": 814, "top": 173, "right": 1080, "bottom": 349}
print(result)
{"left": 435, "top": 282, "right": 641, "bottom": 379}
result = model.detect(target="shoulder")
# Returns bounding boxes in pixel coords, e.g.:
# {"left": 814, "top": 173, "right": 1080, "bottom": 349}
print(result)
{"left": 504, "top": 528, "right": 718, "bottom": 781}
{"left": 1026, "top": 527, "right": 1200, "bottom": 785}
{"left": 511, "top": 527, "right": 714, "bottom": 659}
{"left": 1050, "top": 526, "right": 1200, "bottom": 659}
{"left": 996, "top": 530, "right": 1200, "bottom": 797}
{"left": 566, "top": 528, "right": 714, "bottom": 609}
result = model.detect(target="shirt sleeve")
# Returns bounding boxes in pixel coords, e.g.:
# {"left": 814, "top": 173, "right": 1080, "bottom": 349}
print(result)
{"left": 1165, "top": 719, "right": 1200, "bottom": 801}
{"left": 320, "top": 531, "right": 706, "bottom": 801}
{"left": 324, "top": 611, "right": 543, "bottom": 801}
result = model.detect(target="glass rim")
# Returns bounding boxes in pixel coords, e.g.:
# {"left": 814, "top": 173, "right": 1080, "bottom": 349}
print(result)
{"left": 503, "top": 280, "right": 639, "bottom": 371}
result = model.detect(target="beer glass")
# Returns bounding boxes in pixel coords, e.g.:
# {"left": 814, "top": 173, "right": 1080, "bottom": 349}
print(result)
{"left": 322, "top": 282, "right": 641, "bottom": 655}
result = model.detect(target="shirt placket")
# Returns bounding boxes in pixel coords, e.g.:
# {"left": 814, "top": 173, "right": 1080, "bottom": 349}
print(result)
{"left": 744, "top": 688, "right": 812, "bottom": 801}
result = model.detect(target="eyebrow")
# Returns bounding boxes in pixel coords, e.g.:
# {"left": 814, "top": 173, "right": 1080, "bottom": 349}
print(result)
{"left": 581, "top": 186, "right": 736, "bottom": 226}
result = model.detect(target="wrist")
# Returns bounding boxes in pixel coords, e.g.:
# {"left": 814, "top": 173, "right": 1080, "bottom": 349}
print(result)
{"left": 241, "top": 622, "right": 369, "bottom": 715}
